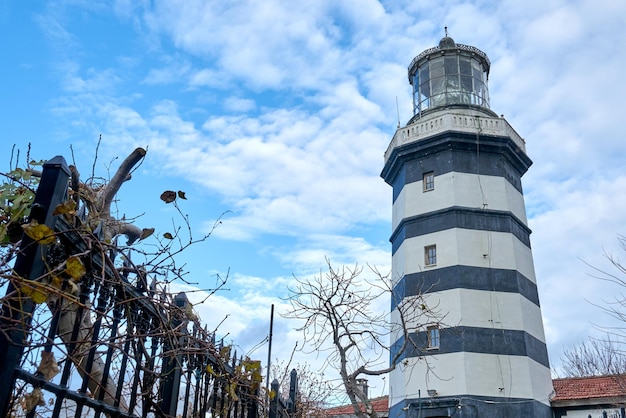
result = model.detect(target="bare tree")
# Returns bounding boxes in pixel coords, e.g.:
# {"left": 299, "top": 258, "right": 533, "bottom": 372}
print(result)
{"left": 560, "top": 336, "right": 626, "bottom": 377}
{"left": 585, "top": 235, "right": 626, "bottom": 332}
{"left": 284, "top": 259, "right": 441, "bottom": 418}
{"left": 557, "top": 235, "right": 626, "bottom": 379}
{"left": 271, "top": 361, "right": 334, "bottom": 418}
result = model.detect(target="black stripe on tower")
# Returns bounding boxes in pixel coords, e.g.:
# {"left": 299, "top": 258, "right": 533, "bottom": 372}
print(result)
{"left": 391, "top": 265, "right": 541, "bottom": 308}
{"left": 390, "top": 206, "right": 532, "bottom": 254}
{"left": 390, "top": 326, "right": 550, "bottom": 368}
{"left": 380, "top": 132, "right": 532, "bottom": 201}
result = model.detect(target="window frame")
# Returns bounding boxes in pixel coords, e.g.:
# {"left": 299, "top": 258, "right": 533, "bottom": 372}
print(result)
{"left": 423, "top": 171, "right": 435, "bottom": 192}
{"left": 427, "top": 325, "right": 440, "bottom": 350}
{"left": 424, "top": 244, "right": 437, "bottom": 266}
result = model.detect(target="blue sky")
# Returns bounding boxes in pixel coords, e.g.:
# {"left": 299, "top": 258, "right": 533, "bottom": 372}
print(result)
{"left": 3, "top": 0, "right": 626, "bottom": 396}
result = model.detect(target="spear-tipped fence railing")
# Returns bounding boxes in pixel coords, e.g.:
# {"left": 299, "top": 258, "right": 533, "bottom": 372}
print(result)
{"left": 0, "top": 156, "right": 263, "bottom": 418}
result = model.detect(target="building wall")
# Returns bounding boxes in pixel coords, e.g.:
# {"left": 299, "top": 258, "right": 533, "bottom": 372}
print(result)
{"left": 554, "top": 407, "right": 625, "bottom": 418}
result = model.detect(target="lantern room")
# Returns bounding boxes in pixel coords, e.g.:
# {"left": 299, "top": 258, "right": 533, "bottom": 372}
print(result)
{"left": 409, "top": 32, "right": 491, "bottom": 116}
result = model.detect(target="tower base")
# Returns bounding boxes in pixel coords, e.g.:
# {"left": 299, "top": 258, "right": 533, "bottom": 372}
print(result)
{"left": 390, "top": 395, "right": 552, "bottom": 418}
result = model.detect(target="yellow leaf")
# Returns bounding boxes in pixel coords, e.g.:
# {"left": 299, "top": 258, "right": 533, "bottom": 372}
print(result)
{"left": 227, "top": 383, "right": 239, "bottom": 402}
{"left": 21, "top": 283, "right": 47, "bottom": 304}
{"left": 52, "top": 200, "right": 77, "bottom": 216}
{"left": 206, "top": 364, "right": 215, "bottom": 375}
{"left": 50, "top": 276, "right": 62, "bottom": 289}
{"left": 32, "top": 291, "right": 47, "bottom": 304}
{"left": 65, "top": 256, "right": 86, "bottom": 281}
{"left": 0, "top": 226, "right": 7, "bottom": 244}
{"left": 220, "top": 346, "right": 231, "bottom": 359}
{"left": 22, "top": 221, "right": 56, "bottom": 244}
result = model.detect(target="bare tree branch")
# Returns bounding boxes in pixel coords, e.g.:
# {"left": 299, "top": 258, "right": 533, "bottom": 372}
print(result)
{"left": 284, "top": 258, "right": 442, "bottom": 418}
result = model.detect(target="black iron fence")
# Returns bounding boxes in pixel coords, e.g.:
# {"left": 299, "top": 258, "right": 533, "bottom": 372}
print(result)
{"left": 0, "top": 156, "right": 274, "bottom": 417}
{"left": 269, "top": 369, "right": 298, "bottom": 418}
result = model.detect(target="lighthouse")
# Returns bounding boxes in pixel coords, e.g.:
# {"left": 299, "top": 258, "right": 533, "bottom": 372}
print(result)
{"left": 381, "top": 33, "right": 553, "bottom": 417}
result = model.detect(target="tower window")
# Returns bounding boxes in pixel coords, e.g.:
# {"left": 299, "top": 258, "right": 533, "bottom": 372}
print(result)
{"left": 427, "top": 326, "right": 440, "bottom": 349}
{"left": 424, "top": 245, "right": 437, "bottom": 266}
{"left": 423, "top": 172, "right": 435, "bottom": 191}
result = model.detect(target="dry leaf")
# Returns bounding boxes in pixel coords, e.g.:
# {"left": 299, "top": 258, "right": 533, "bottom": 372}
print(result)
{"left": 65, "top": 256, "right": 86, "bottom": 281}
{"left": 67, "top": 280, "right": 79, "bottom": 296}
{"left": 163, "top": 232, "right": 174, "bottom": 240}
{"left": 220, "top": 346, "right": 231, "bottom": 358}
{"left": 177, "top": 190, "right": 187, "bottom": 200}
{"left": 21, "top": 388, "right": 44, "bottom": 413}
{"left": 22, "top": 221, "right": 56, "bottom": 244}
{"left": 160, "top": 190, "right": 176, "bottom": 203}
{"left": 53, "top": 200, "right": 77, "bottom": 216}
{"left": 50, "top": 275, "right": 62, "bottom": 289}
{"left": 227, "top": 383, "right": 239, "bottom": 402}
{"left": 185, "top": 304, "right": 198, "bottom": 321}
{"left": 36, "top": 351, "right": 60, "bottom": 381}
{"left": 140, "top": 228, "right": 155, "bottom": 240}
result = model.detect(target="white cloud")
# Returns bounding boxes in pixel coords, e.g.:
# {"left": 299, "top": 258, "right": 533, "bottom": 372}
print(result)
{"left": 223, "top": 97, "right": 256, "bottom": 113}
{"left": 270, "top": 234, "right": 391, "bottom": 275}
{"left": 529, "top": 174, "right": 626, "bottom": 371}
{"left": 143, "top": 61, "right": 191, "bottom": 85}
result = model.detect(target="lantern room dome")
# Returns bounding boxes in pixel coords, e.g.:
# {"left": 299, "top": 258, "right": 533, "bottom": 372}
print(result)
{"left": 438, "top": 35, "right": 456, "bottom": 49}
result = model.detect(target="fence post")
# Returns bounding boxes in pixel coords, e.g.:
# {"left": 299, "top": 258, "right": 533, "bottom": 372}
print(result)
{"left": 159, "top": 292, "right": 189, "bottom": 416}
{"left": 0, "top": 156, "right": 70, "bottom": 416}
{"left": 288, "top": 369, "right": 297, "bottom": 415}
{"left": 269, "top": 379, "right": 280, "bottom": 418}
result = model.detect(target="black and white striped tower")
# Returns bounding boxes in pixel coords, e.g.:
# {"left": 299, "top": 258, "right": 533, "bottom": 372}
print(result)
{"left": 382, "top": 34, "right": 553, "bottom": 418}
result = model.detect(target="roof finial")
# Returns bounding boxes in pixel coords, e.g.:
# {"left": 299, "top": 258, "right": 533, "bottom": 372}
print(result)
{"left": 444, "top": 26, "right": 448, "bottom": 37}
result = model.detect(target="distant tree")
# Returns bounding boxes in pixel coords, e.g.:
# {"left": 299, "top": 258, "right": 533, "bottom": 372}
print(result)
{"left": 560, "top": 336, "right": 626, "bottom": 377}
{"left": 284, "top": 259, "right": 441, "bottom": 418}
{"left": 559, "top": 234, "right": 626, "bottom": 378}
{"left": 271, "top": 361, "right": 333, "bottom": 418}
{"left": 587, "top": 235, "right": 626, "bottom": 332}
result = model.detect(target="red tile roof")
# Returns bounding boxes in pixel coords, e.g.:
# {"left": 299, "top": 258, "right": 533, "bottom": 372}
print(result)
{"left": 552, "top": 375, "right": 626, "bottom": 401}
{"left": 325, "top": 397, "right": 388, "bottom": 416}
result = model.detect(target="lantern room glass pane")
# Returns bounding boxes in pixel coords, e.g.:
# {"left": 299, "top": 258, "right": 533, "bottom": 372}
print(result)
{"left": 430, "top": 58, "right": 444, "bottom": 78}
{"left": 412, "top": 53, "right": 490, "bottom": 114}
{"left": 444, "top": 56, "right": 458, "bottom": 75}
{"left": 461, "top": 75, "right": 472, "bottom": 91}
{"left": 472, "top": 62, "right": 482, "bottom": 81}
{"left": 432, "top": 76, "right": 444, "bottom": 95}
{"left": 459, "top": 57, "right": 471, "bottom": 75}
{"left": 420, "top": 66, "right": 429, "bottom": 84}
